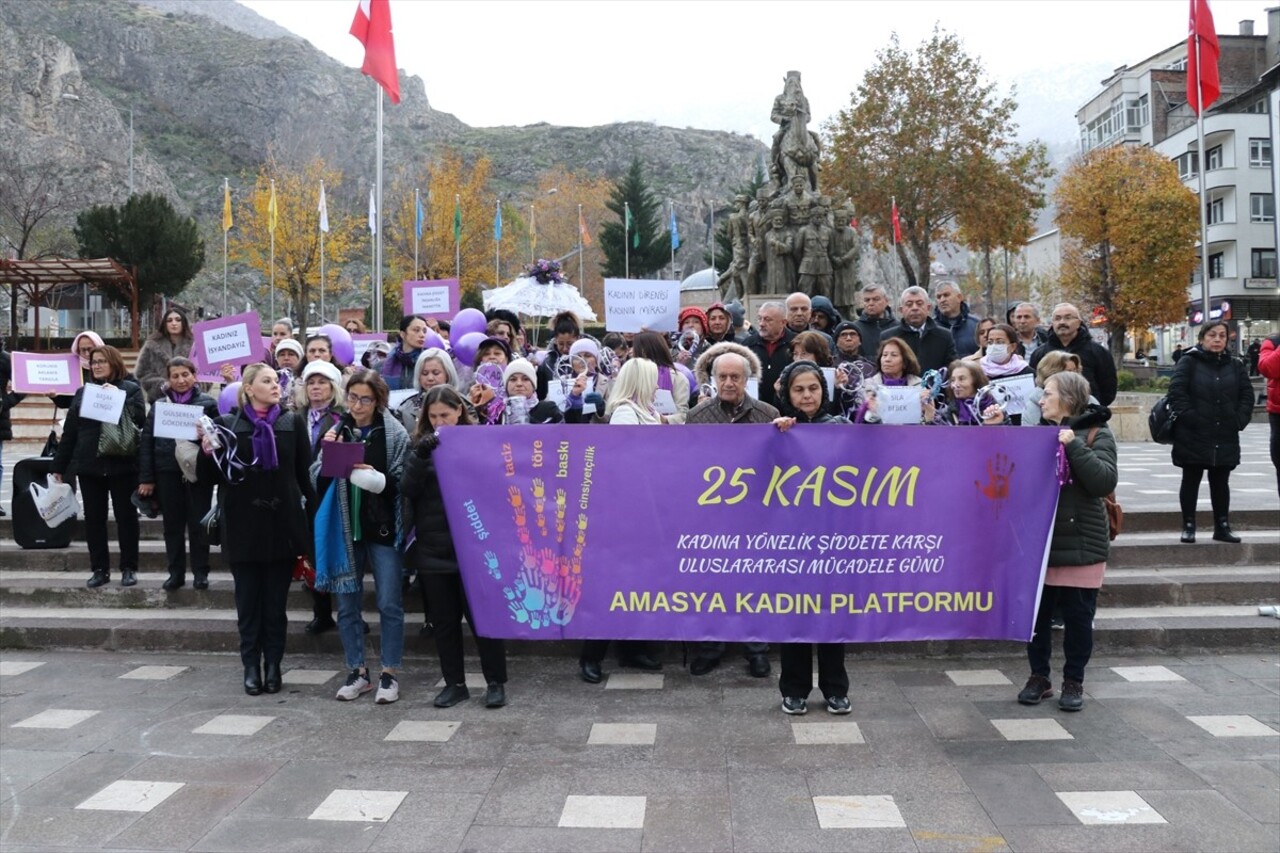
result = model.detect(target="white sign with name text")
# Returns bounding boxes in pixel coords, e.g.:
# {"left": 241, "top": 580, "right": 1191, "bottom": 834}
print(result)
{"left": 152, "top": 401, "right": 205, "bottom": 440}
{"left": 603, "top": 279, "right": 681, "bottom": 332}
{"left": 80, "top": 384, "right": 126, "bottom": 424}
{"left": 990, "top": 373, "right": 1036, "bottom": 417}
{"left": 876, "top": 385, "right": 922, "bottom": 425}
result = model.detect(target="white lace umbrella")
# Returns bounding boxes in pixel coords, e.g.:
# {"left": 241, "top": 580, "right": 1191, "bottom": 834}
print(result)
{"left": 483, "top": 275, "right": 598, "bottom": 321}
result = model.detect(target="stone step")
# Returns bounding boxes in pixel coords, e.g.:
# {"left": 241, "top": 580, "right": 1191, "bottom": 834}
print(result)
{"left": 2, "top": 566, "right": 1274, "bottom": 612}
{"left": 5, "top": 509, "right": 1273, "bottom": 544}
{"left": 1, "top": 604, "right": 1275, "bottom": 657}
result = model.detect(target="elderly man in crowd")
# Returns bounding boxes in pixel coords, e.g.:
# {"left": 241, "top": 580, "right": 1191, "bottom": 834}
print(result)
{"left": 1029, "top": 303, "right": 1117, "bottom": 406}
{"left": 881, "top": 286, "right": 957, "bottom": 373}
{"left": 686, "top": 342, "right": 778, "bottom": 677}
{"left": 853, "top": 284, "right": 897, "bottom": 360}
{"left": 742, "top": 301, "right": 795, "bottom": 410}
{"left": 932, "top": 281, "right": 980, "bottom": 358}
{"left": 1011, "top": 302, "right": 1051, "bottom": 358}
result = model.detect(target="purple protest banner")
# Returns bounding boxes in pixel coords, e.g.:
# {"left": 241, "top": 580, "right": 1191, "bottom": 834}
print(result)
{"left": 11, "top": 352, "right": 82, "bottom": 394}
{"left": 403, "top": 278, "right": 459, "bottom": 319}
{"left": 191, "top": 312, "right": 263, "bottom": 371}
{"left": 433, "top": 425, "right": 1062, "bottom": 644}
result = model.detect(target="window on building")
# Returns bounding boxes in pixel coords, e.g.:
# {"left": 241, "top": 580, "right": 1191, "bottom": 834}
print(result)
{"left": 1207, "top": 197, "right": 1225, "bottom": 225}
{"left": 1167, "top": 57, "right": 1187, "bottom": 71}
{"left": 1252, "top": 249, "right": 1277, "bottom": 279}
{"left": 1205, "top": 145, "right": 1223, "bottom": 170}
{"left": 1251, "top": 194, "right": 1276, "bottom": 223}
{"left": 1125, "top": 95, "right": 1150, "bottom": 130}
{"left": 1249, "top": 138, "right": 1272, "bottom": 166}
{"left": 1208, "top": 252, "right": 1224, "bottom": 279}
{"left": 1174, "top": 151, "right": 1199, "bottom": 180}
{"left": 1243, "top": 98, "right": 1268, "bottom": 114}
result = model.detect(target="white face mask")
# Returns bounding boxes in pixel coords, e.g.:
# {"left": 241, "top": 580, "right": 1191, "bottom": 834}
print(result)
{"left": 986, "top": 343, "right": 1011, "bottom": 363}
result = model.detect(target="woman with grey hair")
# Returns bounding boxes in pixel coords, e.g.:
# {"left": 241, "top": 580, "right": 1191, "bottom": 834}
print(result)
{"left": 396, "top": 348, "right": 459, "bottom": 433}
{"left": 1018, "top": 370, "right": 1117, "bottom": 713}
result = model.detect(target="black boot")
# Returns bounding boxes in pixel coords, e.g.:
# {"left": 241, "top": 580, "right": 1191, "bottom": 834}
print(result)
{"left": 1212, "top": 517, "right": 1241, "bottom": 543}
{"left": 263, "top": 661, "right": 282, "bottom": 694}
{"left": 162, "top": 572, "right": 185, "bottom": 591}
{"left": 244, "top": 663, "right": 263, "bottom": 695}
{"left": 1180, "top": 517, "right": 1196, "bottom": 544}
{"left": 192, "top": 569, "right": 209, "bottom": 590}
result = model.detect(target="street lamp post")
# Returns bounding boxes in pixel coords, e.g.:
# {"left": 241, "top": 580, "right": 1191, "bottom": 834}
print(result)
{"left": 127, "top": 108, "right": 134, "bottom": 197}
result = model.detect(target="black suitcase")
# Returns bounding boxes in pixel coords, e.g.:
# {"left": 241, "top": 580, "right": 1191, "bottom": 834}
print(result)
{"left": 12, "top": 456, "right": 76, "bottom": 549}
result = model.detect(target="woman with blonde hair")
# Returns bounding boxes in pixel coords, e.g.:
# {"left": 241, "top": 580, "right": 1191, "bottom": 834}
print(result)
{"left": 396, "top": 348, "right": 459, "bottom": 433}
{"left": 1022, "top": 351, "right": 1089, "bottom": 427}
{"left": 201, "top": 362, "right": 314, "bottom": 695}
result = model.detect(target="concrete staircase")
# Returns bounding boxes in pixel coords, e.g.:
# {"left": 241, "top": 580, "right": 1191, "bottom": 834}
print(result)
{"left": 1, "top": 510, "right": 1276, "bottom": 658}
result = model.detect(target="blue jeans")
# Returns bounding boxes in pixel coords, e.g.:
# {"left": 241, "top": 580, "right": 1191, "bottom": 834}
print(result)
{"left": 337, "top": 541, "right": 404, "bottom": 671}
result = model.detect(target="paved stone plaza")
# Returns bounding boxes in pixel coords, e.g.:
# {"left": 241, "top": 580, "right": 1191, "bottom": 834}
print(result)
{"left": 1, "top": 647, "right": 1278, "bottom": 852}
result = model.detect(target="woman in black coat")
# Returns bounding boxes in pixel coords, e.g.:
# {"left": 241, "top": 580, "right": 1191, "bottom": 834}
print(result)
{"left": 138, "top": 357, "right": 219, "bottom": 591}
{"left": 401, "top": 385, "right": 508, "bottom": 710}
{"left": 1168, "top": 321, "right": 1255, "bottom": 543}
{"left": 201, "top": 362, "right": 315, "bottom": 696}
{"left": 50, "top": 345, "right": 146, "bottom": 589}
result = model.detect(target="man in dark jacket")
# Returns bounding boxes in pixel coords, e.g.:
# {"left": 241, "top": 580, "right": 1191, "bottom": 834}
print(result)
{"left": 1029, "top": 303, "right": 1118, "bottom": 406}
{"left": 1011, "top": 302, "right": 1052, "bottom": 358}
{"left": 880, "top": 286, "right": 958, "bottom": 373}
{"left": 853, "top": 285, "right": 896, "bottom": 360}
{"left": 741, "top": 301, "right": 795, "bottom": 410}
{"left": 932, "top": 281, "right": 980, "bottom": 358}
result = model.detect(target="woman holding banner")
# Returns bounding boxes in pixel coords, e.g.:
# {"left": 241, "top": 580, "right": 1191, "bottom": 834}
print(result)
{"left": 403, "top": 385, "right": 509, "bottom": 708}
{"left": 201, "top": 363, "right": 314, "bottom": 696}
{"left": 51, "top": 345, "right": 146, "bottom": 589}
{"left": 936, "top": 362, "right": 1006, "bottom": 426}
{"left": 771, "top": 362, "right": 851, "bottom": 714}
{"left": 313, "top": 370, "right": 409, "bottom": 705}
{"left": 379, "top": 315, "right": 429, "bottom": 391}
{"left": 138, "top": 357, "right": 218, "bottom": 590}
{"left": 1018, "top": 370, "right": 1117, "bottom": 712}
{"left": 579, "top": 358, "right": 665, "bottom": 683}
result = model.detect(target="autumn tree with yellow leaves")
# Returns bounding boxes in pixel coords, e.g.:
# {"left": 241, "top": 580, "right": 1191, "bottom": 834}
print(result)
{"left": 230, "top": 154, "right": 360, "bottom": 328}
{"left": 1055, "top": 145, "right": 1199, "bottom": 365}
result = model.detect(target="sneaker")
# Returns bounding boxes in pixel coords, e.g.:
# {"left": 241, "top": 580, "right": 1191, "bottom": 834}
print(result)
{"left": 335, "top": 668, "right": 372, "bottom": 701}
{"left": 1058, "top": 679, "right": 1084, "bottom": 712}
{"left": 781, "top": 696, "right": 808, "bottom": 715}
{"left": 1017, "top": 675, "right": 1053, "bottom": 705}
{"left": 826, "top": 696, "right": 852, "bottom": 715}
{"left": 374, "top": 672, "right": 399, "bottom": 704}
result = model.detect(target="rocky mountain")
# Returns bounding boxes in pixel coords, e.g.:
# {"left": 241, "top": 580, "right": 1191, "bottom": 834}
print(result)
{"left": 0, "top": 0, "right": 765, "bottom": 300}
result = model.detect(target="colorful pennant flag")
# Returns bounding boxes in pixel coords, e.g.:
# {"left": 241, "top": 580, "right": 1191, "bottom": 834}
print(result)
{"left": 579, "top": 207, "right": 592, "bottom": 247}
{"left": 453, "top": 196, "right": 461, "bottom": 243}
{"left": 267, "top": 180, "right": 278, "bottom": 233}
{"left": 1187, "top": 0, "right": 1220, "bottom": 115}
{"left": 415, "top": 191, "right": 424, "bottom": 240}
{"left": 493, "top": 200, "right": 502, "bottom": 241}
{"left": 891, "top": 198, "right": 902, "bottom": 244}
{"left": 221, "top": 179, "right": 232, "bottom": 232}
{"left": 368, "top": 187, "right": 377, "bottom": 235}
{"left": 318, "top": 182, "right": 329, "bottom": 234}
{"left": 670, "top": 206, "right": 680, "bottom": 251}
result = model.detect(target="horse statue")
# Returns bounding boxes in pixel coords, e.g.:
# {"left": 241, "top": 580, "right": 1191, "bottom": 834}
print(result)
{"left": 770, "top": 71, "right": 823, "bottom": 192}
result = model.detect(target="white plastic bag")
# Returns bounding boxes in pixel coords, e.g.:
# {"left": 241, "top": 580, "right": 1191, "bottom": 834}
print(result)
{"left": 29, "top": 480, "right": 78, "bottom": 528}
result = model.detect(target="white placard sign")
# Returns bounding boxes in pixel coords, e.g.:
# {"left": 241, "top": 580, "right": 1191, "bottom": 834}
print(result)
{"left": 546, "top": 375, "right": 594, "bottom": 410}
{"left": 603, "top": 279, "right": 681, "bottom": 333}
{"left": 410, "top": 286, "right": 451, "bottom": 315}
{"left": 80, "top": 384, "right": 126, "bottom": 424}
{"left": 990, "top": 373, "right": 1037, "bottom": 417}
{"left": 152, "top": 401, "right": 204, "bottom": 440}
{"left": 653, "top": 388, "right": 677, "bottom": 415}
{"left": 821, "top": 367, "right": 836, "bottom": 397}
{"left": 388, "top": 389, "right": 417, "bottom": 410}
{"left": 876, "top": 385, "right": 922, "bottom": 425}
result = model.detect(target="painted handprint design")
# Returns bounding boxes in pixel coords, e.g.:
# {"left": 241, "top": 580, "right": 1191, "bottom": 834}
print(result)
{"left": 498, "top": 439, "right": 593, "bottom": 630}
{"left": 975, "top": 453, "right": 1016, "bottom": 514}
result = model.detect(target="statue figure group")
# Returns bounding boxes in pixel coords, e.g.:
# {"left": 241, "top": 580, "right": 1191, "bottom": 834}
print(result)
{"left": 717, "top": 71, "right": 861, "bottom": 315}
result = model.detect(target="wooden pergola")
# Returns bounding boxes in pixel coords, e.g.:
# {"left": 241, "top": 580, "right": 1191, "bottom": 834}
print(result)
{"left": 0, "top": 257, "right": 138, "bottom": 350}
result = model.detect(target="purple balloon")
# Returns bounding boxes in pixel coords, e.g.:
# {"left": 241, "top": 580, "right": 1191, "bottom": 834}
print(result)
{"left": 424, "top": 329, "right": 446, "bottom": 351}
{"left": 217, "top": 381, "right": 242, "bottom": 416}
{"left": 318, "top": 323, "right": 354, "bottom": 366}
{"left": 451, "top": 308, "right": 488, "bottom": 339}
{"left": 452, "top": 331, "right": 487, "bottom": 365}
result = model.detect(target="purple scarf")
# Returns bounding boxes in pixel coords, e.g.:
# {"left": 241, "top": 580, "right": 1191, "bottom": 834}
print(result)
{"left": 243, "top": 404, "right": 282, "bottom": 470}
{"left": 657, "top": 366, "right": 673, "bottom": 391}
{"left": 167, "top": 387, "right": 195, "bottom": 405}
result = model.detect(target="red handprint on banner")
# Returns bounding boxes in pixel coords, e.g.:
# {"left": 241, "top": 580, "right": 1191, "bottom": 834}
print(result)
{"left": 975, "top": 453, "right": 1015, "bottom": 514}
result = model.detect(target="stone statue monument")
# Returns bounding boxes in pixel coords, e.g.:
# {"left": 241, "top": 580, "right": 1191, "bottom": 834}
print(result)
{"left": 770, "top": 71, "right": 823, "bottom": 193}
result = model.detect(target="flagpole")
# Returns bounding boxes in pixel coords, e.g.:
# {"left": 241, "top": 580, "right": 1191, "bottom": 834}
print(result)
{"left": 709, "top": 205, "right": 715, "bottom": 276}
{"left": 222, "top": 178, "right": 228, "bottom": 316}
{"left": 624, "top": 201, "right": 630, "bottom": 280}
{"left": 414, "top": 187, "right": 420, "bottom": 280}
{"left": 269, "top": 178, "right": 276, "bottom": 323}
{"left": 455, "top": 193, "right": 461, "bottom": 279}
{"left": 529, "top": 203, "right": 535, "bottom": 264}
{"left": 375, "top": 86, "right": 384, "bottom": 332}
{"left": 578, "top": 203, "right": 584, "bottom": 289}
{"left": 495, "top": 199, "right": 501, "bottom": 286}
{"left": 669, "top": 199, "right": 675, "bottom": 277}
{"left": 891, "top": 194, "right": 898, "bottom": 291}
{"left": 319, "top": 179, "right": 326, "bottom": 322}
{"left": 1194, "top": 27, "right": 1212, "bottom": 322}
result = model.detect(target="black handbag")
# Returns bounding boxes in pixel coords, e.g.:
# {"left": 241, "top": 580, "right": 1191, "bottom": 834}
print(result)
{"left": 200, "top": 501, "right": 221, "bottom": 547}
{"left": 40, "top": 428, "right": 59, "bottom": 458}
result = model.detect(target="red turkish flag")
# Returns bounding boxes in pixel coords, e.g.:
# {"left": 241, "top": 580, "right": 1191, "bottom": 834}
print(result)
{"left": 350, "top": 0, "right": 400, "bottom": 104}
{"left": 891, "top": 200, "right": 902, "bottom": 243}
{"left": 1187, "top": 0, "right": 1219, "bottom": 115}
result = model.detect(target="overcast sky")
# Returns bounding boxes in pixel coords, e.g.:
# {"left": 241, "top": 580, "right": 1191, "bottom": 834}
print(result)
{"left": 242, "top": 0, "right": 1272, "bottom": 142}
